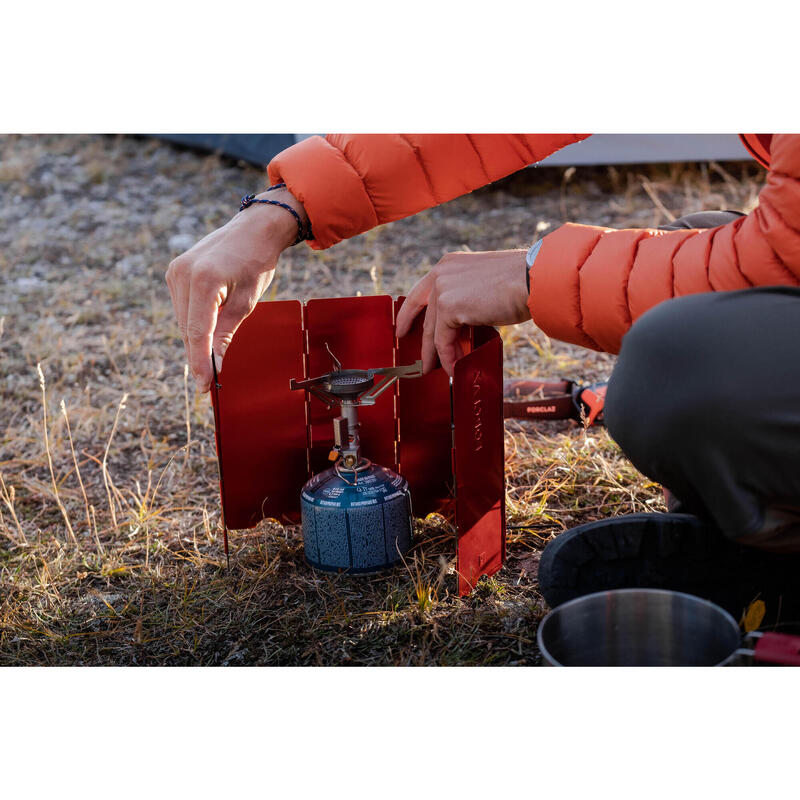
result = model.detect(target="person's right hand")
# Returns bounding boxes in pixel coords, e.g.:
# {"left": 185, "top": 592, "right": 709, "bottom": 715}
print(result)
{"left": 166, "top": 186, "right": 308, "bottom": 393}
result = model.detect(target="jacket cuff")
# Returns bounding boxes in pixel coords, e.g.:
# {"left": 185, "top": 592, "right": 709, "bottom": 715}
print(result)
{"left": 267, "top": 136, "right": 378, "bottom": 250}
{"left": 527, "top": 223, "right": 607, "bottom": 351}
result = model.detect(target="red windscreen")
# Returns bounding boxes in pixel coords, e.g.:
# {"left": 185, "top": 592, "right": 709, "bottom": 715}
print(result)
{"left": 211, "top": 300, "right": 308, "bottom": 527}
{"left": 453, "top": 328, "right": 505, "bottom": 595}
{"left": 210, "top": 295, "right": 506, "bottom": 596}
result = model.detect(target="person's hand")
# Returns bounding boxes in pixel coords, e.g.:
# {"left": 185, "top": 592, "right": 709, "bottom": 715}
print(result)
{"left": 395, "top": 249, "right": 531, "bottom": 376}
{"left": 166, "top": 187, "right": 308, "bottom": 393}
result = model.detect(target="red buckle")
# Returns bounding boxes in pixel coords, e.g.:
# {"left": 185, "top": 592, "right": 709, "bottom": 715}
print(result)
{"left": 575, "top": 384, "right": 607, "bottom": 427}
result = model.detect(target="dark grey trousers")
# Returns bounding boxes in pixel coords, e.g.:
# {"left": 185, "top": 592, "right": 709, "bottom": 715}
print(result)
{"left": 604, "top": 211, "right": 800, "bottom": 551}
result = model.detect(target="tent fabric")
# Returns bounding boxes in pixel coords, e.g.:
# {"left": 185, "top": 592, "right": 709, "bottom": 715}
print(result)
{"left": 540, "top": 134, "right": 749, "bottom": 166}
{"left": 156, "top": 134, "right": 296, "bottom": 165}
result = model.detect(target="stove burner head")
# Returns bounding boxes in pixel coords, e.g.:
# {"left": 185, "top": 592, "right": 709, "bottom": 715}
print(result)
{"left": 322, "top": 370, "right": 375, "bottom": 397}
{"left": 290, "top": 352, "right": 422, "bottom": 409}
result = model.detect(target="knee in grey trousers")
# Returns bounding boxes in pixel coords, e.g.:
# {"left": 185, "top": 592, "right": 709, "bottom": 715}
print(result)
{"left": 605, "top": 285, "right": 800, "bottom": 548}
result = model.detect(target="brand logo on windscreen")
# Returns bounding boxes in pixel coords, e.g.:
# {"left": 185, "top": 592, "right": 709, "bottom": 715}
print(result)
{"left": 472, "top": 370, "right": 483, "bottom": 452}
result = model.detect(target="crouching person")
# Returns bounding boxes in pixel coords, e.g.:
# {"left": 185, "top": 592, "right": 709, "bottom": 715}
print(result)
{"left": 167, "top": 133, "right": 800, "bottom": 614}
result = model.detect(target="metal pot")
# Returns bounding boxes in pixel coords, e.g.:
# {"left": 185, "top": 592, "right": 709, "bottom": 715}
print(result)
{"left": 537, "top": 588, "right": 800, "bottom": 666}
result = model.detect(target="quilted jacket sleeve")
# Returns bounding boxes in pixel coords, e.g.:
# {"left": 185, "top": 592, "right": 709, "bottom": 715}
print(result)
{"left": 529, "top": 134, "right": 800, "bottom": 354}
{"left": 267, "top": 134, "right": 589, "bottom": 249}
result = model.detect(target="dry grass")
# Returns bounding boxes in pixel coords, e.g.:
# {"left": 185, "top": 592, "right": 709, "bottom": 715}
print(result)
{"left": 0, "top": 134, "right": 767, "bottom": 665}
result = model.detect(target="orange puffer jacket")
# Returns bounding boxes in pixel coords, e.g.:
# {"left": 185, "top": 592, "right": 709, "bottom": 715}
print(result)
{"left": 268, "top": 133, "right": 787, "bottom": 354}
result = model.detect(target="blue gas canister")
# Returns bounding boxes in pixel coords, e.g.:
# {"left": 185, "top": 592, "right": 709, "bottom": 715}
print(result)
{"left": 290, "top": 354, "right": 423, "bottom": 575}
{"left": 301, "top": 461, "right": 413, "bottom": 572}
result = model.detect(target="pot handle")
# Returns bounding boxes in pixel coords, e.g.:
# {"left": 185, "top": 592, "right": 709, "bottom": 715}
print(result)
{"left": 751, "top": 632, "right": 800, "bottom": 666}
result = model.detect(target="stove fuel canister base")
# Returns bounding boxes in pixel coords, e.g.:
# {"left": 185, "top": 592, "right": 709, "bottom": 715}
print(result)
{"left": 301, "top": 462, "right": 413, "bottom": 573}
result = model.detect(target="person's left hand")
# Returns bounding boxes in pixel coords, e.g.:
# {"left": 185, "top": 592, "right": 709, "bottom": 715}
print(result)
{"left": 395, "top": 250, "right": 531, "bottom": 376}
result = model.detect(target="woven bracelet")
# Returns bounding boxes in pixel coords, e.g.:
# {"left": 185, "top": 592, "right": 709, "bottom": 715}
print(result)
{"left": 238, "top": 183, "right": 313, "bottom": 245}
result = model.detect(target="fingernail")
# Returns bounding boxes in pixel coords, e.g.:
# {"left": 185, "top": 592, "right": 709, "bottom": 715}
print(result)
{"left": 214, "top": 353, "right": 223, "bottom": 374}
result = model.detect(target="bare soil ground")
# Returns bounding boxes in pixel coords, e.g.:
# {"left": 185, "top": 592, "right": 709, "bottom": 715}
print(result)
{"left": 0, "top": 135, "right": 765, "bottom": 665}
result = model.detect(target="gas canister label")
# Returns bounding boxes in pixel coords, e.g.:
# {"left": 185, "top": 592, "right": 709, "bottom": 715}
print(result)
{"left": 356, "top": 484, "right": 386, "bottom": 494}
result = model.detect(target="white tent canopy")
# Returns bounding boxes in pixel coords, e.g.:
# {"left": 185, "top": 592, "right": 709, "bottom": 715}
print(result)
{"left": 538, "top": 134, "right": 750, "bottom": 166}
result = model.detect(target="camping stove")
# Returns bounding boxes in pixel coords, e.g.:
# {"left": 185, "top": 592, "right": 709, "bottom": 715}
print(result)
{"left": 290, "top": 349, "right": 423, "bottom": 573}
{"left": 209, "top": 294, "right": 506, "bottom": 595}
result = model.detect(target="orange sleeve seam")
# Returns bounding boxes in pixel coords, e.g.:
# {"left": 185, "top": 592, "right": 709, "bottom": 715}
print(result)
{"left": 767, "top": 166, "right": 800, "bottom": 185}
{"left": 749, "top": 202, "right": 800, "bottom": 283}
{"left": 756, "top": 194, "right": 800, "bottom": 255}
{"left": 464, "top": 134, "right": 490, "bottom": 184}
{"left": 728, "top": 219, "right": 755, "bottom": 288}
{"left": 575, "top": 233, "right": 604, "bottom": 350}
{"left": 669, "top": 231, "right": 697, "bottom": 296}
{"left": 622, "top": 233, "right": 652, "bottom": 324}
{"left": 323, "top": 137, "right": 381, "bottom": 222}
{"left": 511, "top": 134, "right": 536, "bottom": 162}
{"left": 398, "top": 134, "right": 440, "bottom": 206}
{"left": 705, "top": 226, "right": 722, "bottom": 291}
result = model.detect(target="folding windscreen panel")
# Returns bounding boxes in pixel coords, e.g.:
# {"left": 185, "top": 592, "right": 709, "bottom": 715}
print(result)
{"left": 209, "top": 299, "right": 307, "bottom": 529}
{"left": 452, "top": 326, "right": 506, "bottom": 589}
{"left": 304, "top": 297, "right": 397, "bottom": 477}
{"left": 210, "top": 295, "right": 505, "bottom": 595}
